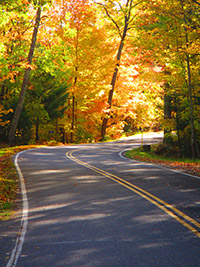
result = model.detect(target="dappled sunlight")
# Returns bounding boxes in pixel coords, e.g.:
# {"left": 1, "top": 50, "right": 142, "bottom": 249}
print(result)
{"left": 143, "top": 176, "right": 161, "bottom": 180}
{"left": 124, "top": 163, "right": 145, "bottom": 167}
{"left": 179, "top": 189, "right": 197, "bottom": 192}
{"left": 132, "top": 213, "right": 170, "bottom": 224}
{"left": 118, "top": 168, "right": 162, "bottom": 175}
{"left": 72, "top": 175, "right": 101, "bottom": 180}
{"left": 28, "top": 152, "right": 56, "bottom": 156}
{"left": 65, "top": 213, "right": 111, "bottom": 223}
{"left": 67, "top": 175, "right": 103, "bottom": 183}
{"left": 78, "top": 154, "right": 100, "bottom": 159}
{"left": 66, "top": 248, "right": 99, "bottom": 266}
{"left": 30, "top": 169, "right": 70, "bottom": 175}
{"left": 33, "top": 218, "right": 64, "bottom": 226}
{"left": 77, "top": 179, "right": 101, "bottom": 184}
{"left": 19, "top": 171, "right": 198, "bottom": 267}
{"left": 92, "top": 196, "right": 134, "bottom": 206}
{"left": 44, "top": 192, "right": 76, "bottom": 203}
{"left": 119, "top": 168, "right": 149, "bottom": 172}
{"left": 28, "top": 203, "right": 75, "bottom": 214}
{"left": 102, "top": 161, "right": 127, "bottom": 166}
{"left": 8, "top": 134, "right": 200, "bottom": 267}
{"left": 26, "top": 181, "right": 70, "bottom": 193}
{"left": 139, "top": 241, "right": 171, "bottom": 249}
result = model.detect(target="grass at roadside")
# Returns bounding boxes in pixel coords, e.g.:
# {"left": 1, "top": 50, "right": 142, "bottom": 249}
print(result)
{"left": 0, "top": 144, "right": 43, "bottom": 220}
{"left": 125, "top": 147, "right": 200, "bottom": 177}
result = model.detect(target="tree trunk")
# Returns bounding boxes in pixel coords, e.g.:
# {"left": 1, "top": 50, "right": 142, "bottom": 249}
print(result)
{"left": 180, "top": 0, "right": 199, "bottom": 158}
{"left": 1, "top": 82, "right": 5, "bottom": 98}
{"left": 70, "top": 93, "right": 75, "bottom": 143}
{"left": 36, "top": 116, "right": 39, "bottom": 141}
{"left": 163, "top": 83, "right": 172, "bottom": 144}
{"left": 186, "top": 53, "right": 199, "bottom": 158}
{"left": 101, "top": 15, "right": 129, "bottom": 140}
{"left": 174, "top": 97, "right": 182, "bottom": 158}
{"left": 8, "top": 7, "right": 41, "bottom": 143}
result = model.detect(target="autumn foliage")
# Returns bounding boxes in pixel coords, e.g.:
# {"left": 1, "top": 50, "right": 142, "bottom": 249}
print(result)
{"left": 0, "top": 0, "right": 200, "bottom": 157}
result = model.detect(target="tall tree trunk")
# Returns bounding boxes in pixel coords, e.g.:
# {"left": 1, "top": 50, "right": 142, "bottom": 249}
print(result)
{"left": 174, "top": 97, "right": 182, "bottom": 158}
{"left": 8, "top": 7, "right": 41, "bottom": 143}
{"left": 36, "top": 116, "right": 39, "bottom": 141}
{"left": 186, "top": 53, "right": 199, "bottom": 158}
{"left": 70, "top": 60, "right": 78, "bottom": 143}
{"left": 163, "top": 82, "right": 172, "bottom": 143}
{"left": 56, "top": 118, "right": 58, "bottom": 134}
{"left": 1, "top": 82, "right": 5, "bottom": 98}
{"left": 101, "top": 13, "right": 129, "bottom": 140}
{"left": 180, "top": 0, "right": 199, "bottom": 158}
{"left": 70, "top": 92, "right": 75, "bottom": 143}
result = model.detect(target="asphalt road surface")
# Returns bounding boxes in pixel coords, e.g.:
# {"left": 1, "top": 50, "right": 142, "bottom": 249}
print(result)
{"left": 1, "top": 133, "right": 200, "bottom": 267}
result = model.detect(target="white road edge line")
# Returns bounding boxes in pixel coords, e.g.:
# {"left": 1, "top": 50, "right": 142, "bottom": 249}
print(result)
{"left": 6, "top": 151, "right": 29, "bottom": 267}
{"left": 119, "top": 149, "right": 132, "bottom": 160}
{"left": 119, "top": 149, "right": 200, "bottom": 181}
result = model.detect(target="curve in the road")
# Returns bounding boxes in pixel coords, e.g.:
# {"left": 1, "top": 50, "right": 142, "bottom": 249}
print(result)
{"left": 66, "top": 149, "right": 200, "bottom": 239}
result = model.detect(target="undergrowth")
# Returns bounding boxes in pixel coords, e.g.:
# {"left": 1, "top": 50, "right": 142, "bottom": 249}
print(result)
{"left": 0, "top": 144, "right": 43, "bottom": 220}
{"left": 125, "top": 145, "right": 200, "bottom": 177}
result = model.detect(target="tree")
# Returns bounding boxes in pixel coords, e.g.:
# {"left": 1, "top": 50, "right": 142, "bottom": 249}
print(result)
{"left": 28, "top": 67, "right": 69, "bottom": 141}
{"left": 138, "top": 0, "right": 200, "bottom": 158}
{"left": 179, "top": 0, "right": 200, "bottom": 158}
{"left": 8, "top": 4, "right": 42, "bottom": 142}
{"left": 96, "top": 0, "right": 141, "bottom": 140}
{"left": 53, "top": 0, "right": 114, "bottom": 142}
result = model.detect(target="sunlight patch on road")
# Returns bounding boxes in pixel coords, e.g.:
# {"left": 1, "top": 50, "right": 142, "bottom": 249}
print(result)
{"left": 92, "top": 196, "right": 134, "bottom": 205}
{"left": 119, "top": 169, "right": 161, "bottom": 176}
{"left": 30, "top": 169, "right": 70, "bottom": 175}
{"left": 132, "top": 213, "right": 169, "bottom": 224}
{"left": 72, "top": 175, "right": 103, "bottom": 184}
{"left": 33, "top": 218, "right": 63, "bottom": 226}
{"left": 139, "top": 242, "right": 170, "bottom": 249}
{"left": 103, "top": 161, "right": 126, "bottom": 166}
{"left": 179, "top": 189, "right": 197, "bottom": 192}
{"left": 29, "top": 152, "right": 55, "bottom": 156}
{"left": 34, "top": 213, "right": 111, "bottom": 226}
{"left": 77, "top": 180, "right": 101, "bottom": 184}
{"left": 143, "top": 176, "right": 161, "bottom": 180}
{"left": 66, "top": 213, "right": 111, "bottom": 222}
{"left": 29, "top": 203, "right": 74, "bottom": 213}
{"left": 27, "top": 203, "right": 77, "bottom": 220}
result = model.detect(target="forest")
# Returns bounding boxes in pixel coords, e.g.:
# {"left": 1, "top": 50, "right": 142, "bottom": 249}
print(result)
{"left": 0, "top": 0, "right": 200, "bottom": 158}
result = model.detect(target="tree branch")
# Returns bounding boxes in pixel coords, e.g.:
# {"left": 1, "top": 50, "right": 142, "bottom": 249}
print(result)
{"left": 95, "top": 1, "right": 122, "bottom": 37}
{"left": 191, "top": 0, "right": 200, "bottom": 5}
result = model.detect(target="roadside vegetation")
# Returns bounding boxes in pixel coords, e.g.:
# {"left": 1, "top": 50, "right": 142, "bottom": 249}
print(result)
{"left": 125, "top": 144, "right": 200, "bottom": 177}
{"left": 0, "top": 139, "right": 68, "bottom": 220}
{"left": 0, "top": 144, "right": 45, "bottom": 220}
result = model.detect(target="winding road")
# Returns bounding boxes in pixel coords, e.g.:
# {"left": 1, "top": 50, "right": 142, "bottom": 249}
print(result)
{"left": 1, "top": 133, "right": 200, "bottom": 266}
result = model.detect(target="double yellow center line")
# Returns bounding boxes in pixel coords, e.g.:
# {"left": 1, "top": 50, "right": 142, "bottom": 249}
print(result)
{"left": 66, "top": 150, "right": 200, "bottom": 238}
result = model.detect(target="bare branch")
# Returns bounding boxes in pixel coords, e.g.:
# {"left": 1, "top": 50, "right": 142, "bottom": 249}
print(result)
{"left": 191, "top": 0, "right": 200, "bottom": 6}
{"left": 95, "top": 1, "right": 122, "bottom": 37}
{"left": 95, "top": 0, "right": 143, "bottom": 37}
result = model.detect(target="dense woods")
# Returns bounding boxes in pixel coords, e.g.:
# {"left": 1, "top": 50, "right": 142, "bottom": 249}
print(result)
{"left": 1, "top": 0, "right": 200, "bottom": 158}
